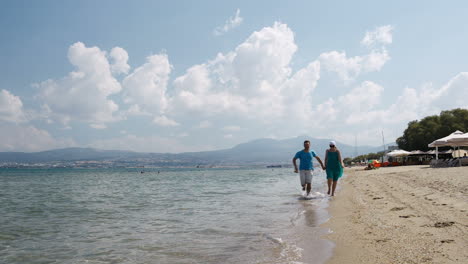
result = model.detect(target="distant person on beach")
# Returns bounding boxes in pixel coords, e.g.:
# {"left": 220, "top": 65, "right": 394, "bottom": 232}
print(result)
{"left": 293, "top": 140, "right": 325, "bottom": 196}
{"left": 324, "top": 141, "right": 345, "bottom": 196}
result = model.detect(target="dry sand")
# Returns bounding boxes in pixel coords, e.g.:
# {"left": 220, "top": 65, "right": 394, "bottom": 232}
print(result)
{"left": 323, "top": 165, "right": 467, "bottom": 264}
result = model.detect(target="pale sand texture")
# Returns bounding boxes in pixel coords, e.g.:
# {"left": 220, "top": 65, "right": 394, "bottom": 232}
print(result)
{"left": 323, "top": 165, "right": 467, "bottom": 264}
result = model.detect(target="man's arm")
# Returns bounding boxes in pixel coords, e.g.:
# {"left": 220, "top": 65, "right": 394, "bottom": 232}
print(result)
{"left": 315, "top": 156, "right": 325, "bottom": 170}
{"left": 292, "top": 157, "right": 298, "bottom": 173}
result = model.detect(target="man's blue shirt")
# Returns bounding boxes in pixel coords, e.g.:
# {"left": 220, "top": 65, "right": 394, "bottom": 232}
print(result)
{"left": 294, "top": 150, "right": 317, "bottom": 170}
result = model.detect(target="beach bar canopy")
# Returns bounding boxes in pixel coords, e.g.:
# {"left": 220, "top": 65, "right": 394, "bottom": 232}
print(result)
{"left": 387, "top": 149, "right": 411, "bottom": 157}
{"left": 409, "top": 150, "right": 426, "bottom": 155}
{"left": 446, "top": 132, "right": 468, "bottom": 146}
{"left": 428, "top": 130, "right": 464, "bottom": 148}
{"left": 428, "top": 130, "right": 466, "bottom": 164}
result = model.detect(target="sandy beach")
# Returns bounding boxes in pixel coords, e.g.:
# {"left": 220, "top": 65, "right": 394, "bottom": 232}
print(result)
{"left": 323, "top": 165, "right": 467, "bottom": 264}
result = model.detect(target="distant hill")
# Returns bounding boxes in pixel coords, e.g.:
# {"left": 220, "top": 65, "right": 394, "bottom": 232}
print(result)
{"left": 0, "top": 136, "right": 394, "bottom": 165}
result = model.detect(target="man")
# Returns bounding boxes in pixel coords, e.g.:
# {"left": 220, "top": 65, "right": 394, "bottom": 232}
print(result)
{"left": 292, "top": 140, "right": 325, "bottom": 196}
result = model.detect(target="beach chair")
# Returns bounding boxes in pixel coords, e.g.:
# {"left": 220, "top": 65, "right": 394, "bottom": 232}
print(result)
{"left": 438, "top": 159, "right": 449, "bottom": 168}
{"left": 461, "top": 158, "right": 468, "bottom": 166}
{"left": 448, "top": 159, "right": 458, "bottom": 167}
{"left": 430, "top": 159, "right": 437, "bottom": 168}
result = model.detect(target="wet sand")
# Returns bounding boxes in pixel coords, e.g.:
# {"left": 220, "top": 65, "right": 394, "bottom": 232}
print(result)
{"left": 323, "top": 165, "right": 468, "bottom": 264}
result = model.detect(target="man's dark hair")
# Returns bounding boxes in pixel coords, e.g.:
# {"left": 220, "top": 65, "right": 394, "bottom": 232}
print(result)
{"left": 304, "top": 140, "right": 310, "bottom": 144}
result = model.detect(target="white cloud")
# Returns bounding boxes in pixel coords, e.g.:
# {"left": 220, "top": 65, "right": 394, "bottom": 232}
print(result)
{"left": 0, "top": 124, "right": 75, "bottom": 152}
{"left": 122, "top": 54, "right": 172, "bottom": 117}
{"left": 16, "top": 22, "right": 465, "bottom": 152}
{"left": 361, "top": 25, "right": 394, "bottom": 47}
{"left": 222, "top": 125, "right": 241, "bottom": 131}
{"left": 319, "top": 49, "right": 389, "bottom": 81}
{"left": 214, "top": 9, "right": 243, "bottom": 36}
{"left": 197, "top": 120, "right": 212, "bottom": 129}
{"left": 36, "top": 42, "right": 122, "bottom": 128}
{"left": 315, "top": 72, "right": 468, "bottom": 146}
{"left": 110, "top": 47, "right": 130, "bottom": 74}
{"left": 0, "top": 89, "right": 26, "bottom": 123}
{"left": 90, "top": 123, "right": 107, "bottom": 129}
{"left": 153, "top": 115, "right": 179, "bottom": 127}
{"left": 172, "top": 22, "right": 317, "bottom": 124}
{"left": 339, "top": 81, "right": 384, "bottom": 114}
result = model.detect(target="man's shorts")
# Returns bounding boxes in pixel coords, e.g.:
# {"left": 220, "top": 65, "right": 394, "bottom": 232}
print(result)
{"left": 299, "top": 170, "right": 313, "bottom": 186}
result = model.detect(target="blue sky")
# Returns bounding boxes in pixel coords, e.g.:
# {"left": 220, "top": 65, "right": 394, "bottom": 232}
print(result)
{"left": 1, "top": 0, "right": 467, "bottom": 153}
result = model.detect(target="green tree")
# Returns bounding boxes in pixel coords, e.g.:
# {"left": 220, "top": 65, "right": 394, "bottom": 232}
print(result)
{"left": 396, "top": 108, "right": 468, "bottom": 151}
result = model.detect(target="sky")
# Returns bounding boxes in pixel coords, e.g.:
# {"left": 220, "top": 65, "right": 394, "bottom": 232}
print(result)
{"left": 1, "top": 0, "right": 467, "bottom": 153}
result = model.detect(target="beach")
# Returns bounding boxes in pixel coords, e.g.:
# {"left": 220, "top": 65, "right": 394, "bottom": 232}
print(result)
{"left": 323, "top": 165, "right": 467, "bottom": 264}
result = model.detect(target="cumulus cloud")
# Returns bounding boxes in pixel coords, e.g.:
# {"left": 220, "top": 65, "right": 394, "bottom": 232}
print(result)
{"left": 197, "top": 120, "right": 212, "bottom": 129}
{"left": 122, "top": 54, "right": 172, "bottom": 117}
{"left": 317, "top": 72, "right": 468, "bottom": 146}
{"left": 339, "top": 81, "right": 384, "bottom": 114}
{"left": 172, "top": 22, "right": 317, "bottom": 125}
{"left": 319, "top": 49, "right": 389, "bottom": 81}
{"left": 153, "top": 115, "right": 179, "bottom": 127}
{"left": 0, "top": 89, "right": 26, "bottom": 123}
{"left": 0, "top": 124, "right": 75, "bottom": 152}
{"left": 214, "top": 9, "right": 243, "bottom": 36}
{"left": 36, "top": 42, "right": 122, "bottom": 128}
{"left": 20, "top": 22, "right": 465, "bottom": 151}
{"left": 110, "top": 47, "right": 130, "bottom": 74}
{"left": 222, "top": 125, "right": 241, "bottom": 131}
{"left": 319, "top": 25, "right": 393, "bottom": 81}
{"left": 361, "top": 25, "right": 394, "bottom": 47}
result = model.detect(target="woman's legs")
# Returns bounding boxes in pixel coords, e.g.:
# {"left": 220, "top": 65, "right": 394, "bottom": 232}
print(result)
{"left": 327, "top": 178, "right": 332, "bottom": 194}
{"left": 331, "top": 180, "right": 338, "bottom": 196}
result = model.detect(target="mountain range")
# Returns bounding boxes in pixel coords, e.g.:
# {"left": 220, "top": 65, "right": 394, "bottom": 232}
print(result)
{"left": 0, "top": 136, "right": 394, "bottom": 166}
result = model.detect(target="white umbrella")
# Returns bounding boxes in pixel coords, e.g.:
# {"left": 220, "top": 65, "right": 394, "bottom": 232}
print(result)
{"left": 428, "top": 130, "right": 464, "bottom": 160}
{"left": 387, "top": 149, "right": 411, "bottom": 157}
{"left": 446, "top": 132, "right": 468, "bottom": 146}
{"left": 428, "top": 130, "right": 464, "bottom": 147}
{"left": 409, "top": 150, "right": 426, "bottom": 155}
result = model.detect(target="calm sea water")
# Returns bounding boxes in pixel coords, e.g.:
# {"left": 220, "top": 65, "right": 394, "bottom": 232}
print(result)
{"left": 0, "top": 167, "right": 333, "bottom": 264}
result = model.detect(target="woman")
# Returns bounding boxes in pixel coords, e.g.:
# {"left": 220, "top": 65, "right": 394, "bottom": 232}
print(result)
{"left": 324, "top": 141, "right": 344, "bottom": 196}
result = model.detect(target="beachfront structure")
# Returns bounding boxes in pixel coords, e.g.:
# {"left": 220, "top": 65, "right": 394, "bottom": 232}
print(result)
{"left": 428, "top": 130, "right": 468, "bottom": 166}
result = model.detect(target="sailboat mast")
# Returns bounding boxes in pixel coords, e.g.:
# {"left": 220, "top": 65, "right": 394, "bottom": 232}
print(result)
{"left": 382, "top": 130, "right": 386, "bottom": 162}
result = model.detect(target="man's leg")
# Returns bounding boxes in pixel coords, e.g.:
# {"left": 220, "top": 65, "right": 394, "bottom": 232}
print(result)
{"left": 306, "top": 170, "right": 313, "bottom": 195}
{"left": 300, "top": 171, "right": 306, "bottom": 191}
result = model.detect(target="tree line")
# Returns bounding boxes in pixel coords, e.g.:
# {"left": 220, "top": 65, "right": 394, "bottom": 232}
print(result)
{"left": 396, "top": 108, "right": 468, "bottom": 151}
{"left": 343, "top": 151, "right": 385, "bottom": 165}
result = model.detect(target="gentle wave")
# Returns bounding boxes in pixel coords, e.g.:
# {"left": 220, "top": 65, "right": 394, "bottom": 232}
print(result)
{"left": 0, "top": 167, "right": 332, "bottom": 264}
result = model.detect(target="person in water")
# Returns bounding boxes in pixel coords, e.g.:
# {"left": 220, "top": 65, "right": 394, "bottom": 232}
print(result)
{"left": 293, "top": 140, "right": 325, "bottom": 196}
{"left": 324, "top": 141, "right": 345, "bottom": 196}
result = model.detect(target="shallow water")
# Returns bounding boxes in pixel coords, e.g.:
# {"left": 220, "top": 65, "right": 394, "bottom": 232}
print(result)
{"left": 0, "top": 167, "right": 332, "bottom": 264}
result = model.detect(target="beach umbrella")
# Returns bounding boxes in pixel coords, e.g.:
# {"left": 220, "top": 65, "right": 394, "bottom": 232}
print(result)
{"left": 428, "top": 130, "right": 464, "bottom": 160}
{"left": 428, "top": 130, "right": 464, "bottom": 147}
{"left": 409, "top": 150, "right": 426, "bottom": 155}
{"left": 386, "top": 149, "right": 411, "bottom": 157}
{"left": 446, "top": 132, "right": 468, "bottom": 146}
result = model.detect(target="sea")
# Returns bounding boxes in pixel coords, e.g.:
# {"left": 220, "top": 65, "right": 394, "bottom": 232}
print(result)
{"left": 0, "top": 167, "right": 335, "bottom": 264}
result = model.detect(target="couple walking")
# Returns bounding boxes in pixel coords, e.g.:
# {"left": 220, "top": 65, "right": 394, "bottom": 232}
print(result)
{"left": 292, "top": 140, "right": 344, "bottom": 197}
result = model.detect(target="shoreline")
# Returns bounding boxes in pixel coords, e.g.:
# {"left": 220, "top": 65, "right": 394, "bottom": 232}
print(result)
{"left": 322, "top": 165, "right": 467, "bottom": 264}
